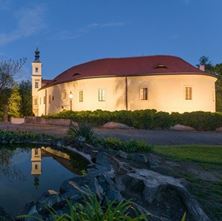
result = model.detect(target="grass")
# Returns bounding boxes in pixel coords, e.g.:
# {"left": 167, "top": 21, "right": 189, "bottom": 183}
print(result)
{"left": 153, "top": 145, "right": 222, "bottom": 164}
{"left": 153, "top": 145, "right": 222, "bottom": 220}
{"left": 182, "top": 174, "right": 222, "bottom": 220}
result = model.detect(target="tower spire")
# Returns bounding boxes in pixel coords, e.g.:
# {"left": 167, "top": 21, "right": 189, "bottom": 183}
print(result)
{"left": 34, "top": 48, "right": 40, "bottom": 62}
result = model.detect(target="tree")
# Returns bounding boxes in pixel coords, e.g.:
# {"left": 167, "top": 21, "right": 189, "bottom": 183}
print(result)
{"left": 199, "top": 56, "right": 222, "bottom": 112}
{"left": 0, "top": 58, "right": 26, "bottom": 122}
{"left": 19, "top": 80, "right": 32, "bottom": 116}
{"left": 8, "top": 86, "right": 21, "bottom": 117}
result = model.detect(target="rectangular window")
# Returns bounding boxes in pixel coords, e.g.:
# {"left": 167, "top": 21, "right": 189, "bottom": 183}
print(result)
{"left": 79, "top": 90, "right": 83, "bottom": 102}
{"left": 43, "top": 96, "right": 46, "bottom": 104}
{"left": 140, "top": 88, "right": 148, "bottom": 100}
{"left": 98, "top": 89, "right": 106, "bottom": 101}
{"left": 34, "top": 98, "right": 38, "bottom": 105}
{"left": 49, "top": 95, "right": 52, "bottom": 104}
{"left": 185, "top": 87, "right": 192, "bottom": 100}
{"left": 35, "top": 81, "right": 39, "bottom": 89}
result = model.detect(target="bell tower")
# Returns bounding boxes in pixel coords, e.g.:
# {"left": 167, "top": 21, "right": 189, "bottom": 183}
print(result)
{"left": 32, "top": 48, "right": 42, "bottom": 116}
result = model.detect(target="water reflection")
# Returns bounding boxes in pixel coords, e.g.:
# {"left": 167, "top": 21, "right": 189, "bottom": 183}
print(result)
{"left": 0, "top": 146, "right": 89, "bottom": 216}
{"left": 31, "top": 147, "right": 75, "bottom": 189}
{"left": 31, "top": 148, "right": 42, "bottom": 189}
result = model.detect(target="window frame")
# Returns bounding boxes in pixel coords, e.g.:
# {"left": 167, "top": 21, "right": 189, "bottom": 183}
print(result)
{"left": 79, "top": 90, "right": 84, "bottom": 102}
{"left": 139, "top": 88, "right": 148, "bottom": 100}
{"left": 98, "top": 89, "right": 106, "bottom": 102}
{"left": 185, "top": 87, "right": 192, "bottom": 100}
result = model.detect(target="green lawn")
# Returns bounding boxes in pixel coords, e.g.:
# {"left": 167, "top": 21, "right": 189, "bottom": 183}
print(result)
{"left": 153, "top": 145, "right": 222, "bottom": 164}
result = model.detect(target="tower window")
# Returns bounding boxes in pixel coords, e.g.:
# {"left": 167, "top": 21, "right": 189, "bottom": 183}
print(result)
{"left": 98, "top": 89, "right": 106, "bottom": 102}
{"left": 35, "top": 67, "right": 39, "bottom": 73}
{"left": 79, "top": 90, "right": 83, "bottom": 102}
{"left": 185, "top": 87, "right": 192, "bottom": 100}
{"left": 35, "top": 81, "right": 39, "bottom": 89}
{"left": 140, "top": 88, "right": 148, "bottom": 100}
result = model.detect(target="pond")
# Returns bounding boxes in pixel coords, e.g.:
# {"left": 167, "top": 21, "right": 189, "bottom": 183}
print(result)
{"left": 0, "top": 145, "right": 89, "bottom": 217}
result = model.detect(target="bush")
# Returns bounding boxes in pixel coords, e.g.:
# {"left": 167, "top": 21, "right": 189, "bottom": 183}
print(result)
{"left": 99, "top": 137, "right": 153, "bottom": 153}
{"left": 0, "top": 130, "right": 54, "bottom": 144}
{"left": 46, "top": 109, "right": 222, "bottom": 131}
{"left": 68, "top": 123, "right": 96, "bottom": 144}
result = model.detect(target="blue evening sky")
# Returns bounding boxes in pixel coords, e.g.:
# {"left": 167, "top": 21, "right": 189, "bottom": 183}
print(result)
{"left": 0, "top": 0, "right": 221, "bottom": 81}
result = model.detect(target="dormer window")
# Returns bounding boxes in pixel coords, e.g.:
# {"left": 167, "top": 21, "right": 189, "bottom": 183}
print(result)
{"left": 72, "top": 73, "right": 80, "bottom": 77}
{"left": 35, "top": 67, "right": 39, "bottom": 73}
{"left": 154, "top": 64, "right": 168, "bottom": 69}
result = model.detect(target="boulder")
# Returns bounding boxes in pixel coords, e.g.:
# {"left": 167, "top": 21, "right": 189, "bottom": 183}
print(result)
{"left": 102, "top": 122, "right": 131, "bottom": 129}
{"left": 36, "top": 191, "right": 65, "bottom": 215}
{"left": 116, "top": 169, "right": 210, "bottom": 221}
{"left": 170, "top": 124, "right": 195, "bottom": 131}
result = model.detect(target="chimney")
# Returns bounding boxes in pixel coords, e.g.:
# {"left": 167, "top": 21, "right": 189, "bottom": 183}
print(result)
{"left": 199, "top": 64, "right": 205, "bottom": 72}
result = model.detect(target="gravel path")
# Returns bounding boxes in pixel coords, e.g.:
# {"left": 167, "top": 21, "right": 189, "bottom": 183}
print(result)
{"left": 0, "top": 123, "right": 222, "bottom": 145}
{"left": 95, "top": 128, "right": 222, "bottom": 145}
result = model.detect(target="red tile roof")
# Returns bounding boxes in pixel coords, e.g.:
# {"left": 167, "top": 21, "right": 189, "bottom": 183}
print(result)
{"left": 40, "top": 55, "right": 216, "bottom": 89}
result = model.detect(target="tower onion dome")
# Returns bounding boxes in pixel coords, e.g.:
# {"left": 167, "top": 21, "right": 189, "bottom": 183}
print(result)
{"left": 34, "top": 48, "right": 40, "bottom": 62}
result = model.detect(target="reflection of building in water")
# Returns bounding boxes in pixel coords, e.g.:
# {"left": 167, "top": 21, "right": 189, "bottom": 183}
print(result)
{"left": 31, "top": 148, "right": 42, "bottom": 189}
{"left": 31, "top": 148, "right": 42, "bottom": 176}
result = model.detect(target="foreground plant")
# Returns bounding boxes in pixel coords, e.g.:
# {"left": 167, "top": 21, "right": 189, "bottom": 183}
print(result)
{"left": 20, "top": 192, "right": 148, "bottom": 221}
{"left": 67, "top": 122, "right": 96, "bottom": 144}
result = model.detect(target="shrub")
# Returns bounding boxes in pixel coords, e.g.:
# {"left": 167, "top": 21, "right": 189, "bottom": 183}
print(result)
{"left": 46, "top": 109, "right": 222, "bottom": 131}
{"left": 68, "top": 123, "right": 96, "bottom": 144}
{"left": 99, "top": 137, "right": 153, "bottom": 153}
{"left": 0, "top": 130, "right": 53, "bottom": 144}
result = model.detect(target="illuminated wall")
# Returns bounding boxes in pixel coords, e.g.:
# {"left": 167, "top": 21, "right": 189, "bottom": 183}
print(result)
{"left": 35, "top": 74, "right": 216, "bottom": 116}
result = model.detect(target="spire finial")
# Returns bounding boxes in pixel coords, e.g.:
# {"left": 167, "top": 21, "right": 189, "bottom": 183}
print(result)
{"left": 34, "top": 48, "right": 40, "bottom": 62}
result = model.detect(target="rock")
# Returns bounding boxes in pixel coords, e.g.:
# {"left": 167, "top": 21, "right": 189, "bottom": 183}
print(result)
{"left": 36, "top": 192, "right": 65, "bottom": 215}
{"left": 117, "top": 150, "right": 128, "bottom": 159}
{"left": 116, "top": 169, "right": 210, "bottom": 221}
{"left": 216, "top": 127, "right": 222, "bottom": 132}
{"left": 102, "top": 122, "right": 131, "bottom": 129}
{"left": 128, "top": 153, "right": 149, "bottom": 164}
{"left": 48, "top": 189, "right": 59, "bottom": 195}
{"left": 170, "top": 124, "right": 195, "bottom": 131}
{"left": 96, "top": 174, "right": 123, "bottom": 202}
{"left": 95, "top": 152, "right": 114, "bottom": 174}
{"left": 60, "top": 175, "right": 103, "bottom": 202}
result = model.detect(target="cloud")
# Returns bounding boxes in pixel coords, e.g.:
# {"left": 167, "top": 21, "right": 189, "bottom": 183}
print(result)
{"left": 0, "top": 4, "right": 46, "bottom": 46}
{"left": 52, "top": 22, "right": 126, "bottom": 41}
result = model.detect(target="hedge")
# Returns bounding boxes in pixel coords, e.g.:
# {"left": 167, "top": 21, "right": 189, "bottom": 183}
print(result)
{"left": 0, "top": 130, "right": 55, "bottom": 145}
{"left": 46, "top": 110, "right": 222, "bottom": 131}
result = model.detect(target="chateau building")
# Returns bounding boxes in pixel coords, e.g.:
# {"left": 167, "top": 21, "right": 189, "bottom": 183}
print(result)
{"left": 32, "top": 49, "right": 217, "bottom": 116}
